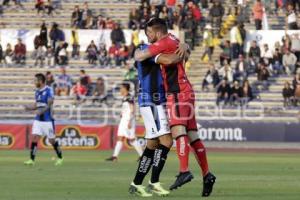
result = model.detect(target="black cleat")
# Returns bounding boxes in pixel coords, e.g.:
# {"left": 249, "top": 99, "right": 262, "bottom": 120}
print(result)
{"left": 202, "top": 172, "right": 216, "bottom": 197}
{"left": 105, "top": 156, "right": 118, "bottom": 162}
{"left": 169, "top": 171, "right": 194, "bottom": 190}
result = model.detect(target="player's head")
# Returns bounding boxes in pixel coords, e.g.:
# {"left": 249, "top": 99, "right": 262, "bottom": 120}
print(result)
{"left": 145, "top": 18, "right": 168, "bottom": 43}
{"left": 35, "top": 73, "right": 46, "bottom": 88}
{"left": 120, "top": 82, "right": 130, "bottom": 96}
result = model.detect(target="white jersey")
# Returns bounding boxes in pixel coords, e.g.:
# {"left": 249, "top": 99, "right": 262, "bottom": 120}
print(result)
{"left": 117, "top": 95, "right": 136, "bottom": 139}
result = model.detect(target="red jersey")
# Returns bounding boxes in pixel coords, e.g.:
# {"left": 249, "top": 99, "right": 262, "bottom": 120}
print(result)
{"left": 148, "top": 34, "right": 194, "bottom": 95}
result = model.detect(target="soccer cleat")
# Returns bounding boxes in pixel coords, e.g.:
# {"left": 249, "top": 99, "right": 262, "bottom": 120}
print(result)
{"left": 169, "top": 171, "right": 194, "bottom": 190}
{"left": 54, "top": 158, "right": 64, "bottom": 166}
{"left": 129, "top": 183, "right": 153, "bottom": 197}
{"left": 105, "top": 156, "right": 118, "bottom": 162}
{"left": 147, "top": 181, "right": 170, "bottom": 197}
{"left": 202, "top": 172, "right": 216, "bottom": 197}
{"left": 24, "top": 159, "right": 35, "bottom": 166}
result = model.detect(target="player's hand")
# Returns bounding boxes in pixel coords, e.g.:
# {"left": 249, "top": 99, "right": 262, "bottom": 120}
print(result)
{"left": 24, "top": 105, "right": 30, "bottom": 111}
{"left": 176, "top": 43, "right": 189, "bottom": 58}
{"left": 127, "top": 123, "right": 132, "bottom": 129}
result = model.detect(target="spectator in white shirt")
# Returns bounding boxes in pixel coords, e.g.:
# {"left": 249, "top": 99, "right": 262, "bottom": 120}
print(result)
{"left": 219, "top": 63, "right": 234, "bottom": 83}
{"left": 283, "top": 49, "right": 297, "bottom": 75}
{"left": 286, "top": 4, "right": 298, "bottom": 30}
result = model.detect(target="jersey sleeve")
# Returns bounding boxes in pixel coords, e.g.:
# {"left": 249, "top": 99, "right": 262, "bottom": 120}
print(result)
{"left": 48, "top": 88, "right": 54, "bottom": 100}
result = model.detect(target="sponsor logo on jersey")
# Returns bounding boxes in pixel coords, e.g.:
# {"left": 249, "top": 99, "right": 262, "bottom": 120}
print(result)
{"left": 41, "top": 126, "right": 100, "bottom": 149}
{"left": 0, "top": 133, "right": 15, "bottom": 148}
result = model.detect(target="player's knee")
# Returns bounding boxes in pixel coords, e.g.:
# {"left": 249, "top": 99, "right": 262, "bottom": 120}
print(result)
{"left": 171, "top": 125, "right": 187, "bottom": 139}
{"left": 117, "top": 136, "right": 124, "bottom": 141}
{"left": 32, "top": 135, "right": 40, "bottom": 142}
{"left": 146, "top": 139, "right": 158, "bottom": 150}
{"left": 187, "top": 131, "right": 199, "bottom": 143}
{"left": 159, "top": 135, "right": 173, "bottom": 148}
{"left": 48, "top": 138, "right": 56, "bottom": 145}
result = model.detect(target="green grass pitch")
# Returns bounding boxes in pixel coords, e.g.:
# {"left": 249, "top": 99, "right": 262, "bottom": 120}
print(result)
{"left": 0, "top": 150, "right": 300, "bottom": 200}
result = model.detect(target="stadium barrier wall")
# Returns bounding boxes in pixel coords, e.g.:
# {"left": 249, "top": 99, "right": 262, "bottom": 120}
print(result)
{"left": 1, "top": 122, "right": 300, "bottom": 150}
{"left": 0, "top": 29, "right": 181, "bottom": 52}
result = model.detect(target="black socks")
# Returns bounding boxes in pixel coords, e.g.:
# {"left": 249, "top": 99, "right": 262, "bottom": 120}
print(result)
{"left": 151, "top": 144, "right": 170, "bottom": 183}
{"left": 30, "top": 142, "right": 38, "bottom": 161}
{"left": 52, "top": 141, "right": 62, "bottom": 159}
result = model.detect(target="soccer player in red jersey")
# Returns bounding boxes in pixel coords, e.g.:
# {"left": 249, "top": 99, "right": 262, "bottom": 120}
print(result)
{"left": 135, "top": 18, "right": 216, "bottom": 197}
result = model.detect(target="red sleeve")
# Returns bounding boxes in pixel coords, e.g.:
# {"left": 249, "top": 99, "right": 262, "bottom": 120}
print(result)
{"left": 148, "top": 40, "right": 168, "bottom": 56}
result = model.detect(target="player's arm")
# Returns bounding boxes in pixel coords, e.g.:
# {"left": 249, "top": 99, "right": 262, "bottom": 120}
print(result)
{"left": 155, "top": 43, "right": 191, "bottom": 65}
{"left": 134, "top": 48, "right": 153, "bottom": 62}
{"left": 128, "top": 101, "right": 135, "bottom": 129}
{"left": 24, "top": 103, "right": 37, "bottom": 111}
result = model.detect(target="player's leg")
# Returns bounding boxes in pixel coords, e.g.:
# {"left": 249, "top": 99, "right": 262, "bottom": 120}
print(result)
{"left": 129, "top": 139, "right": 157, "bottom": 197}
{"left": 169, "top": 125, "right": 194, "bottom": 190}
{"left": 106, "top": 136, "right": 124, "bottom": 161}
{"left": 148, "top": 134, "right": 172, "bottom": 196}
{"left": 24, "top": 134, "right": 40, "bottom": 165}
{"left": 128, "top": 138, "right": 143, "bottom": 157}
{"left": 48, "top": 138, "right": 63, "bottom": 166}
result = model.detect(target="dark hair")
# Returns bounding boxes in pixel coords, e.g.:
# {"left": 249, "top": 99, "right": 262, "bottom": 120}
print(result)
{"left": 80, "top": 69, "right": 85, "bottom": 74}
{"left": 121, "top": 82, "right": 130, "bottom": 91}
{"left": 35, "top": 73, "right": 46, "bottom": 83}
{"left": 145, "top": 18, "right": 168, "bottom": 34}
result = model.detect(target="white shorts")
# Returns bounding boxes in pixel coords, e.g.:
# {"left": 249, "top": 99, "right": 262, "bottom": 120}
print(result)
{"left": 117, "top": 118, "right": 136, "bottom": 139}
{"left": 32, "top": 120, "right": 55, "bottom": 139}
{"left": 140, "top": 105, "right": 170, "bottom": 139}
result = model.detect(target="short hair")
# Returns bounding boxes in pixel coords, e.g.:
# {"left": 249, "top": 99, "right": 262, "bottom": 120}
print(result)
{"left": 146, "top": 18, "right": 168, "bottom": 34}
{"left": 35, "top": 73, "right": 46, "bottom": 83}
{"left": 121, "top": 82, "right": 130, "bottom": 91}
{"left": 80, "top": 69, "right": 85, "bottom": 74}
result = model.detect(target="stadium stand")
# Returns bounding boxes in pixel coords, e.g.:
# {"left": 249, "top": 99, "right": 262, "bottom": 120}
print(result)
{"left": 0, "top": 0, "right": 299, "bottom": 124}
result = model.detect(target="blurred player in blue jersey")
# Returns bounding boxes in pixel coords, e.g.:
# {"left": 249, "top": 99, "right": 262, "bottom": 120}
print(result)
{"left": 129, "top": 44, "right": 173, "bottom": 197}
{"left": 23, "top": 73, "right": 63, "bottom": 166}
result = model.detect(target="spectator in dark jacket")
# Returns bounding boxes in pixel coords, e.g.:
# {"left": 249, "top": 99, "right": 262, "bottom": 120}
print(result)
{"left": 40, "top": 22, "right": 48, "bottom": 47}
{"left": 86, "top": 40, "right": 98, "bottom": 64}
{"left": 229, "top": 80, "right": 242, "bottom": 106}
{"left": 71, "top": 5, "right": 82, "bottom": 28}
{"left": 209, "top": 1, "right": 225, "bottom": 35}
{"left": 50, "top": 23, "right": 65, "bottom": 49}
{"left": 248, "top": 40, "right": 261, "bottom": 73}
{"left": 202, "top": 63, "right": 220, "bottom": 91}
{"left": 240, "top": 79, "right": 253, "bottom": 106}
{"left": 282, "top": 81, "right": 295, "bottom": 107}
{"left": 255, "top": 62, "right": 270, "bottom": 90}
{"left": 234, "top": 54, "right": 249, "bottom": 80}
{"left": 216, "top": 78, "right": 231, "bottom": 106}
{"left": 183, "top": 12, "right": 197, "bottom": 50}
{"left": 14, "top": 38, "right": 26, "bottom": 64}
{"left": 110, "top": 24, "right": 125, "bottom": 46}
{"left": 0, "top": 44, "right": 3, "bottom": 64}
{"left": 220, "top": 40, "right": 231, "bottom": 66}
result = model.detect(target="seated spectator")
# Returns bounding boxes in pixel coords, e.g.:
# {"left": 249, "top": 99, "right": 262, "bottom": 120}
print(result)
{"left": 84, "top": 15, "right": 94, "bottom": 29}
{"left": 248, "top": 40, "right": 261, "bottom": 73}
{"left": 128, "top": 8, "right": 140, "bottom": 29}
{"left": 261, "top": 44, "right": 273, "bottom": 68}
{"left": 13, "top": 38, "right": 26, "bottom": 65}
{"left": 219, "top": 62, "right": 234, "bottom": 83}
{"left": 70, "top": 80, "right": 87, "bottom": 106}
{"left": 159, "top": 6, "right": 171, "bottom": 27}
{"left": 140, "top": 7, "right": 150, "bottom": 29}
{"left": 241, "top": 79, "right": 253, "bottom": 106}
{"left": 209, "top": 1, "right": 225, "bottom": 36}
{"left": 286, "top": 4, "right": 298, "bottom": 30}
{"left": 119, "top": 44, "right": 129, "bottom": 65}
{"left": 34, "top": 44, "right": 46, "bottom": 67}
{"left": 294, "top": 73, "right": 300, "bottom": 106}
{"left": 202, "top": 63, "right": 220, "bottom": 91}
{"left": 255, "top": 62, "right": 270, "bottom": 90}
{"left": 234, "top": 54, "right": 249, "bottom": 81}
{"left": 290, "top": 33, "right": 300, "bottom": 63}
{"left": 106, "top": 17, "right": 115, "bottom": 29}
{"left": 35, "top": 0, "right": 45, "bottom": 15}
{"left": 97, "top": 15, "right": 106, "bottom": 29}
{"left": 79, "top": 69, "right": 92, "bottom": 94}
{"left": 40, "top": 22, "right": 48, "bottom": 47}
{"left": 98, "top": 43, "right": 110, "bottom": 67}
{"left": 110, "top": 24, "right": 125, "bottom": 46}
{"left": 57, "top": 42, "right": 68, "bottom": 66}
{"left": 272, "top": 48, "right": 283, "bottom": 75}
{"left": 45, "top": 71, "right": 56, "bottom": 91}
{"left": 216, "top": 78, "right": 230, "bottom": 106}
{"left": 229, "top": 80, "right": 242, "bottom": 106}
{"left": 283, "top": 49, "right": 297, "bottom": 75}
{"left": 71, "top": 5, "right": 82, "bottom": 28}
{"left": 92, "top": 77, "right": 107, "bottom": 104}
{"left": 86, "top": 40, "right": 98, "bottom": 64}
{"left": 71, "top": 29, "right": 80, "bottom": 59}
{"left": 108, "top": 42, "right": 120, "bottom": 66}
{"left": 282, "top": 81, "right": 295, "bottom": 107}
{"left": 45, "top": 46, "right": 54, "bottom": 67}
{"left": 0, "top": 44, "right": 3, "bottom": 64}
{"left": 219, "top": 40, "right": 231, "bottom": 66}
{"left": 55, "top": 68, "right": 72, "bottom": 96}
{"left": 252, "top": 0, "right": 263, "bottom": 30}
{"left": 4, "top": 43, "right": 13, "bottom": 66}
{"left": 50, "top": 23, "right": 65, "bottom": 50}
{"left": 45, "top": 0, "right": 54, "bottom": 16}
{"left": 81, "top": 2, "right": 93, "bottom": 29}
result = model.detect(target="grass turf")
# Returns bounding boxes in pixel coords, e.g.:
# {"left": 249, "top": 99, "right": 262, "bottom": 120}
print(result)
{"left": 0, "top": 150, "right": 299, "bottom": 200}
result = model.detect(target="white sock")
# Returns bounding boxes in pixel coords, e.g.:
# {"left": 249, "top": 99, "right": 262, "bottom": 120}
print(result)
{"left": 112, "top": 141, "right": 123, "bottom": 157}
{"left": 131, "top": 140, "right": 143, "bottom": 157}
